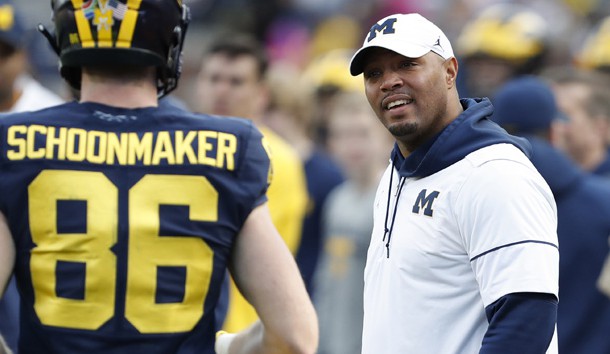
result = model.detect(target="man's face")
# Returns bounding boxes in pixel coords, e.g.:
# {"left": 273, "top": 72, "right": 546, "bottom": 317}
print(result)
{"left": 327, "top": 107, "right": 391, "bottom": 178}
{"left": 0, "top": 40, "right": 24, "bottom": 110}
{"left": 463, "top": 57, "right": 515, "bottom": 98}
{"left": 195, "top": 53, "right": 266, "bottom": 119}
{"left": 362, "top": 48, "right": 454, "bottom": 154}
{"left": 553, "top": 82, "right": 606, "bottom": 165}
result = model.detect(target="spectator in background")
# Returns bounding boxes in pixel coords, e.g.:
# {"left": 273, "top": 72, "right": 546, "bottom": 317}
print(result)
{"left": 194, "top": 33, "right": 308, "bottom": 332}
{"left": 575, "top": 15, "right": 610, "bottom": 74}
{"left": 542, "top": 67, "right": 610, "bottom": 178}
{"left": 0, "top": 1, "right": 64, "bottom": 352}
{"left": 314, "top": 91, "right": 391, "bottom": 354}
{"left": 572, "top": 18, "right": 610, "bottom": 148}
{"left": 455, "top": 3, "right": 550, "bottom": 99}
{"left": 264, "top": 64, "right": 344, "bottom": 296}
{"left": 492, "top": 76, "right": 610, "bottom": 354}
{"left": 302, "top": 49, "right": 363, "bottom": 148}
{"left": 0, "top": 1, "right": 63, "bottom": 113}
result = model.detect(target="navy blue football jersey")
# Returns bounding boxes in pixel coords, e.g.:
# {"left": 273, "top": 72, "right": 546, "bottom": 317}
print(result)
{"left": 0, "top": 101, "right": 271, "bottom": 354}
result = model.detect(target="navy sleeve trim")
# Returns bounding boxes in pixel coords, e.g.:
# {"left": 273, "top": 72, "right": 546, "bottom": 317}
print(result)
{"left": 481, "top": 292, "right": 557, "bottom": 354}
{"left": 470, "top": 240, "right": 558, "bottom": 262}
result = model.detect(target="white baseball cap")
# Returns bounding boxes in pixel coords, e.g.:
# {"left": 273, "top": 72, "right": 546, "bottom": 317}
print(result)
{"left": 349, "top": 13, "right": 454, "bottom": 76}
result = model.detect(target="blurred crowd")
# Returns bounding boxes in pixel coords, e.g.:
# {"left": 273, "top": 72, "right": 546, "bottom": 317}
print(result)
{"left": 15, "top": 0, "right": 610, "bottom": 102}
{"left": 3, "top": 0, "right": 610, "bottom": 353}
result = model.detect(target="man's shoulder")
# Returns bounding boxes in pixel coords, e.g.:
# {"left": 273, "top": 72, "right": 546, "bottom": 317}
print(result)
{"left": 464, "top": 143, "right": 532, "bottom": 169}
{"left": 1, "top": 102, "right": 70, "bottom": 123}
{"left": 432, "top": 143, "right": 539, "bottom": 190}
{"left": 3, "top": 102, "right": 253, "bottom": 130}
{"left": 185, "top": 112, "right": 257, "bottom": 135}
{"left": 450, "top": 143, "right": 551, "bottom": 201}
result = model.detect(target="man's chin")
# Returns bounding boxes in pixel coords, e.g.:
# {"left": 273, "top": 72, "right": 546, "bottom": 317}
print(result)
{"left": 387, "top": 121, "right": 417, "bottom": 138}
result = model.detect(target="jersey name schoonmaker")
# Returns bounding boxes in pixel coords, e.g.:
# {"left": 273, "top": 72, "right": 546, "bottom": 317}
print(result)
{"left": 0, "top": 102, "right": 271, "bottom": 354}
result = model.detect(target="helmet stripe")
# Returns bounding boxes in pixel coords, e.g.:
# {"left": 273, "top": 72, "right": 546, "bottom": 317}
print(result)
{"left": 116, "top": 11, "right": 137, "bottom": 48}
{"left": 116, "top": 0, "right": 142, "bottom": 48}
{"left": 71, "top": 0, "right": 95, "bottom": 48}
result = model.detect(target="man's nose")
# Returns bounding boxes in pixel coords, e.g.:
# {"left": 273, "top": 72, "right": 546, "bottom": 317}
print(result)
{"left": 380, "top": 71, "right": 403, "bottom": 91}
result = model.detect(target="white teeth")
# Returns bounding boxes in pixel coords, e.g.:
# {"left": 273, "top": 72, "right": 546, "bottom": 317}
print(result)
{"left": 386, "top": 99, "right": 409, "bottom": 109}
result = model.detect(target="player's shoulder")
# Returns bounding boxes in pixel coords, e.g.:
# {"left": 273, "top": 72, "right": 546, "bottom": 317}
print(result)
{"left": 171, "top": 109, "right": 259, "bottom": 136}
{"left": 0, "top": 101, "right": 73, "bottom": 125}
{"left": 1, "top": 101, "right": 257, "bottom": 134}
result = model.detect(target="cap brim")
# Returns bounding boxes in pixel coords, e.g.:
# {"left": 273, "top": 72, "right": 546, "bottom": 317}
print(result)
{"left": 349, "top": 46, "right": 374, "bottom": 76}
{"left": 349, "top": 41, "right": 431, "bottom": 76}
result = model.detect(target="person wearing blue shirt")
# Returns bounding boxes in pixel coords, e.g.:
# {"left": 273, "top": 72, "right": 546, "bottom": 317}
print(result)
{"left": 493, "top": 76, "right": 610, "bottom": 354}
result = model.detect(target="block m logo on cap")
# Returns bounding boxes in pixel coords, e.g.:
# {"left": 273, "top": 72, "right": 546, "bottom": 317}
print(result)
{"left": 367, "top": 18, "right": 397, "bottom": 42}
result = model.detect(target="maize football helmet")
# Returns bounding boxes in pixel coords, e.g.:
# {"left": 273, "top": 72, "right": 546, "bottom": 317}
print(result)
{"left": 576, "top": 16, "right": 610, "bottom": 72}
{"left": 457, "top": 3, "right": 549, "bottom": 74}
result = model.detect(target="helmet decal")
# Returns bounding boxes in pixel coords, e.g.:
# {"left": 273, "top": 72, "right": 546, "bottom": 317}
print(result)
{"left": 456, "top": 3, "right": 549, "bottom": 73}
{"left": 70, "top": 0, "right": 141, "bottom": 48}
{"left": 577, "top": 16, "right": 610, "bottom": 70}
{"left": 41, "top": 0, "right": 190, "bottom": 97}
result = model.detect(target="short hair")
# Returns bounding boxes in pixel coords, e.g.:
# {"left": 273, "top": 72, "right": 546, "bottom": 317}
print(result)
{"left": 542, "top": 66, "right": 610, "bottom": 119}
{"left": 203, "top": 33, "right": 269, "bottom": 80}
{"left": 267, "top": 65, "right": 316, "bottom": 136}
{"left": 82, "top": 65, "right": 156, "bottom": 85}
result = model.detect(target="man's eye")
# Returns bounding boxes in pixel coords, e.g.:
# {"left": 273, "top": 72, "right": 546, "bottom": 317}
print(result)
{"left": 230, "top": 78, "right": 245, "bottom": 86}
{"left": 364, "top": 70, "right": 381, "bottom": 79}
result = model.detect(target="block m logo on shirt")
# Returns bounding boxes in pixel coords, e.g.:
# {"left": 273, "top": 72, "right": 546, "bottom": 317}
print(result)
{"left": 412, "top": 189, "right": 440, "bottom": 217}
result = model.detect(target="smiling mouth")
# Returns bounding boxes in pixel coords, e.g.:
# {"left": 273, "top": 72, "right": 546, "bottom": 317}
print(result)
{"left": 385, "top": 99, "right": 413, "bottom": 110}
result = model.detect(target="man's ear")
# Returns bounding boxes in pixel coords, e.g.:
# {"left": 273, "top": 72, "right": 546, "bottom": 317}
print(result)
{"left": 255, "top": 81, "right": 271, "bottom": 117}
{"left": 549, "top": 120, "right": 566, "bottom": 148}
{"left": 445, "top": 57, "right": 458, "bottom": 88}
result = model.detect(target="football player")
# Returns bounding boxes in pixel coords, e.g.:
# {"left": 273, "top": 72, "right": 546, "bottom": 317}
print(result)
{"left": 0, "top": 1, "right": 318, "bottom": 353}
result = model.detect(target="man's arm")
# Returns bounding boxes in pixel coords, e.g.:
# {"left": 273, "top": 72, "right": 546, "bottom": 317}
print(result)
{"left": 481, "top": 292, "right": 557, "bottom": 354}
{"left": 218, "top": 203, "right": 318, "bottom": 354}
{"left": 0, "top": 213, "right": 15, "bottom": 354}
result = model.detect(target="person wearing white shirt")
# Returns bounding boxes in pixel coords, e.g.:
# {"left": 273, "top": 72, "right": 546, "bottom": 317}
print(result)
{"left": 349, "top": 13, "right": 559, "bottom": 354}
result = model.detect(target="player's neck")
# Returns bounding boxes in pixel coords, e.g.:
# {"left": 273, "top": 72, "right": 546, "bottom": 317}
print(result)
{"left": 79, "top": 73, "right": 158, "bottom": 109}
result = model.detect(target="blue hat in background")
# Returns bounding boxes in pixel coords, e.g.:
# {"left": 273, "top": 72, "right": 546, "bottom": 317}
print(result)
{"left": 0, "top": 0, "right": 25, "bottom": 49}
{"left": 492, "top": 75, "right": 560, "bottom": 134}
